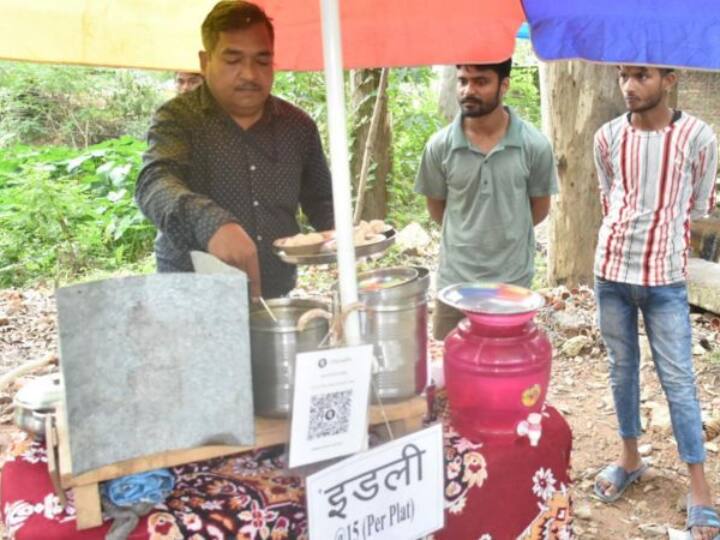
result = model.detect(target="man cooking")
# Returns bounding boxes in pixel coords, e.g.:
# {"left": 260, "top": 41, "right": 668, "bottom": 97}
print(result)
{"left": 136, "top": 0, "right": 334, "bottom": 299}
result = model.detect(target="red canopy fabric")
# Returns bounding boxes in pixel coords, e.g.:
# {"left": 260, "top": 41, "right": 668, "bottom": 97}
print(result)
{"left": 257, "top": 0, "right": 525, "bottom": 70}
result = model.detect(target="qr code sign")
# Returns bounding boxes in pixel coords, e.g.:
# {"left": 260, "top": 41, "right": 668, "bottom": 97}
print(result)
{"left": 308, "top": 389, "right": 353, "bottom": 440}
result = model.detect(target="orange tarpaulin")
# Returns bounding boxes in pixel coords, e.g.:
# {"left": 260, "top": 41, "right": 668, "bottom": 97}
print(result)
{"left": 0, "top": 0, "right": 524, "bottom": 71}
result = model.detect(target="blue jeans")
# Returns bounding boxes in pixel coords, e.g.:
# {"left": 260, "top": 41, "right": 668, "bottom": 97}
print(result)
{"left": 595, "top": 278, "right": 705, "bottom": 464}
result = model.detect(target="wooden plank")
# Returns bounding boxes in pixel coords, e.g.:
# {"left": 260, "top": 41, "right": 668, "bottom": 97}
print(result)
{"left": 45, "top": 416, "right": 67, "bottom": 507}
{"left": 59, "top": 396, "right": 427, "bottom": 488}
{"left": 56, "top": 405, "right": 75, "bottom": 488}
{"left": 73, "top": 483, "right": 103, "bottom": 530}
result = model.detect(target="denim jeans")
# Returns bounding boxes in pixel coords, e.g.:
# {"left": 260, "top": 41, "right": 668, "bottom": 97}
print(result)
{"left": 595, "top": 277, "right": 705, "bottom": 464}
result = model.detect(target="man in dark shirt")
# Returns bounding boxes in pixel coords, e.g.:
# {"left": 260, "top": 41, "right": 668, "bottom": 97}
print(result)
{"left": 136, "top": 1, "right": 334, "bottom": 299}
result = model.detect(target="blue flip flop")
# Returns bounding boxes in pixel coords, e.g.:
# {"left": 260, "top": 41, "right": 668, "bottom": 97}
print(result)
{"left": 686, "top": 495, "right": 720, "bottom": 540}
{"left": 593, "top": 461, "right": 649, "bottom": 503}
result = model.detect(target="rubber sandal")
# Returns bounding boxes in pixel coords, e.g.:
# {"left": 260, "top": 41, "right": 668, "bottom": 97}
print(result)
{"left": 686, "top": 495, "right": 720, "bottom": 539}
{"left": 592, "top": 461, "right": 648, "bottom": 503}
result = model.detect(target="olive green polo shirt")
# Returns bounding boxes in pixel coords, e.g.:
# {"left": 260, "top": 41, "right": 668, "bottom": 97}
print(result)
{"left": 415, "top": 107, "right": 557, "bottom": 290}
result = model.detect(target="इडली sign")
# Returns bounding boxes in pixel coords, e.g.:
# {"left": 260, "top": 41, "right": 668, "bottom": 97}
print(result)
{"left": 306, "top": 423, "right": 444, "bottom": 540}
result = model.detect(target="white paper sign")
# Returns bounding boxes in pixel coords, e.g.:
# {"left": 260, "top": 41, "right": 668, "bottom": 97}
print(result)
{"left": 288, "top": 345, "right": 373, "bottom": 468}
{"left": 306, "top": 424, "right": 445, "bottom": 540}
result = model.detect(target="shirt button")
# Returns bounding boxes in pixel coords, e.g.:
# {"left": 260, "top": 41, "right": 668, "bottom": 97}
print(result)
{"left": 249, "top": 165, "right": 257, "bottom": 171}
{"left": 253, "top": 200, "right": 259, "bottom": 207}
{"left": 257, "top": 235, "right": 263, "bottom": 241}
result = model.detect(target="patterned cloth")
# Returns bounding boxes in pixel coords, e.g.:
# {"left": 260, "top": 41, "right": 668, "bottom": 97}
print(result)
{"left": 136, "top": 84, "right": 335, "bottom": 298}
{"left": 1, "top": 399, "right": 573, "bottom": 539}
{"left": 593, "top": 110, "right": 717, "bottom": 286}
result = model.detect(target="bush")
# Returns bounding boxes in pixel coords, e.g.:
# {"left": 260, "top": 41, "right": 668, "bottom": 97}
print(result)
{"left": 0, "top": 62, "right": 170, "bottom": 148}
{"left": 0, "top": 137, "right": 154, "bottom": 286}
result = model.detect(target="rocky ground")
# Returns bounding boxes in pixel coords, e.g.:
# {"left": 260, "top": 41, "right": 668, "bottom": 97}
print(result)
{"left": 1, "top": 236, "right": 720, "bottom": 539}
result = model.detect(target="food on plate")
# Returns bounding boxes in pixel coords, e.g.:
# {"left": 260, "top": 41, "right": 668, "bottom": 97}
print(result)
{"left": 281, "top": 231, "right": 325, "bottom": 247}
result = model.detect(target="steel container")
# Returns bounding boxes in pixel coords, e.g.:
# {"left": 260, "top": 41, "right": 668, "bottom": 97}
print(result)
{"left": 346, "top": 266, "right": 430, "bottom": 402}
{"left": 250, "top": 298, "right": 329, "bottom": 417}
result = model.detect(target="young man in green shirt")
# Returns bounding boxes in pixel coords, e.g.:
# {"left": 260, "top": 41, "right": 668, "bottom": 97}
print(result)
{"left": 415, "top": 59, "right": 558, "bottom": 340}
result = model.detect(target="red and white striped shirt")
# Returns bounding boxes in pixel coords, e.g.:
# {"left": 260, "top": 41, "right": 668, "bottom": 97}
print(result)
{"left": 594, "top": 111, "right": 717, "bottom": 286}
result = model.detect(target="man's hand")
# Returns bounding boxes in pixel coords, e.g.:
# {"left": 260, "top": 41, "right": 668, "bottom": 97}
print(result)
{"left": 207, "top": 223, "right": 262, "bottom": 300}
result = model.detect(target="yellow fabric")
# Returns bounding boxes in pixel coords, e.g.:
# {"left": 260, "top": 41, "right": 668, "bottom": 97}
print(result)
{"left": 0, "top": 0, "right": 215, "bottom": 71}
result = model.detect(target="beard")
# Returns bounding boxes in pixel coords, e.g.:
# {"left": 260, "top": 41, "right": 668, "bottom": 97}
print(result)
{"left": 625, "top": 90, "right": 664, "bottom": 114}
{"left": 459, "top": 88, "right": 501, "bottom": 118}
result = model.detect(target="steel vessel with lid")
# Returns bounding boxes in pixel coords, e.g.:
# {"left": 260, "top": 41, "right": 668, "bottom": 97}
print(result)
{"left": 250, "top": 298, "right": 329, "bottom": 417}
{"left": 344, "top": 266, "right": 430, "bottom": 402}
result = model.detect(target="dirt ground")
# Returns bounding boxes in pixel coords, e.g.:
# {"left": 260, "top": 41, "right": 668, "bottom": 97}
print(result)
{"left": 1, "top": 276, "right": 719, "bottom": 539}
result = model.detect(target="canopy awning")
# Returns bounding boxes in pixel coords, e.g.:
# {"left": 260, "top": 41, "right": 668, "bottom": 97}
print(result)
{"left": 524, "top": 0, "right": 720, "bottom": 71}
{"left": 1, "top": 1, "right": 719, "bottom": 71}
{"left": 0, "top": 0, "right": 522, "bottom": 72}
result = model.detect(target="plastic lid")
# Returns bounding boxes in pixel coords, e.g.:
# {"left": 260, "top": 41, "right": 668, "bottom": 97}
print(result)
{"left": 438, "top": 282, "right": 545, "bottom": 315}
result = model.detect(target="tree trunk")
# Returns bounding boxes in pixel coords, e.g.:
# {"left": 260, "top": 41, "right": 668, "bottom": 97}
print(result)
{"left": 438, "top": 65, "right": 459, "bottom": 122}
{"left": 349, "top": 69, "right": 392, "bottom": 221}
{"left": 541, "top": 61, "right": 626, "bottom": 287}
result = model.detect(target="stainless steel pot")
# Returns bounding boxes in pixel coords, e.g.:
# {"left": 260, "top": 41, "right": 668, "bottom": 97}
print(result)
{"left": 13, "top": 373, "right": 63, "bottom": 438}
{"left": 250, "top": 298, "right": 329, "bottom": 417}
{"left": 339, "top": 266, "right": 430, "bottom": 402}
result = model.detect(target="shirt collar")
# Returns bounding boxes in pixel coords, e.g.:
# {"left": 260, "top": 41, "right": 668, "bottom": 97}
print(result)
{"left": 450, "top": 106, "right": 523, "bottom": 152}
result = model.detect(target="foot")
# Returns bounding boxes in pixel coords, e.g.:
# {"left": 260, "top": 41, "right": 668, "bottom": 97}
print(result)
{"left": 595, "top": 455, "right": 646, "bottom": 501}
{"left": 688, "top": 469, "right": 719, "bottom": 540}
{"left": 687, "top": 502, "right": 720, "bottom": 540}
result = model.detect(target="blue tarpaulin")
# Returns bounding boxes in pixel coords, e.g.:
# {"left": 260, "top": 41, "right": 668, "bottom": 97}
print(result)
{"left": 523, "top": 0, "right": 720, "bottom": 70}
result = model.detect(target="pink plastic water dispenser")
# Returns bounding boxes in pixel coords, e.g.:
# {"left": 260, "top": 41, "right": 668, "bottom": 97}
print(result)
{"left": 440, "top": 283, "right": 551, "bottom": 442}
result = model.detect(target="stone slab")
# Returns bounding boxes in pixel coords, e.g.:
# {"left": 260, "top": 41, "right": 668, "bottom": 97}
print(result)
{"left": 56, "top": 273, "right": 253, "bottom": 475}
{"left": 687, "top": 257, "right": 720, "bottom": 315}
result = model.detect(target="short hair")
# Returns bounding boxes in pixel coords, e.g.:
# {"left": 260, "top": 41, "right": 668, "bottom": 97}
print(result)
{"left": 201, "top": 1, "right": 274, "bottom": 53}
{"left": 456, "top": 58, "right": 513, "bottom": 81}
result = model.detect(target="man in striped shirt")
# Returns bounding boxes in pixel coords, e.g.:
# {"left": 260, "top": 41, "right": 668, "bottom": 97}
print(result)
{"left": 593, "top": 65, "right": 719, "bottom": 539}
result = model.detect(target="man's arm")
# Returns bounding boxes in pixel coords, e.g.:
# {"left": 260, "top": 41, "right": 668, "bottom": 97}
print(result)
{"left": 426, "top": 197, "right": 446, "bottom": 225}
{"left": 530, "top": 196, "right": 551, "bottom": 226}
{"left": 414, "top": 136, "right": 448, "bottom": 224}
{"left": 299, "top": 122, "right": 335, "bottom": 231}
{"left": 135, "top": 104, "right": 262, "bottom": 297}
{"left": 527, "top": 136, "right": 558, "bottom": 221}
{"left": 689, "top": 135, "right": 718, "bottom": 220}
{"left": 136, "top": 104, "right": 236, "bottom": 250}
{"left": 594, "top": 127, "right": 613, "bottom": 217}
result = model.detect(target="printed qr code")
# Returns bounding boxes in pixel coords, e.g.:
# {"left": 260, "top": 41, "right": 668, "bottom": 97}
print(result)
{"left": 307, "top": 389, "right": 353, "bottom": 440}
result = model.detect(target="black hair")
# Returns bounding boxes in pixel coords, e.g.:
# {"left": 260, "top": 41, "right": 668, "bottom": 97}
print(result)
{"left": 456, "top": 58, "right": 513, "bottom": 81}
{"left": 202, "top": 1, "right": 274, "bottom": 53}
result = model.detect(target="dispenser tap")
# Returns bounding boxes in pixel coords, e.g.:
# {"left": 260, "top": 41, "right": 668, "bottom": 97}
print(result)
{"left": 516, "top": 412, "right": 543, "bottom": 446}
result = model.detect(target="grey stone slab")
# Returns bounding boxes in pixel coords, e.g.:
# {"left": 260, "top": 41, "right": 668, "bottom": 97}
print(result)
{"left": 688, "top": 257, "right": 720, "bottom": 315}
{"left": 56, "top": 273, "right": 253, "bottom": 475}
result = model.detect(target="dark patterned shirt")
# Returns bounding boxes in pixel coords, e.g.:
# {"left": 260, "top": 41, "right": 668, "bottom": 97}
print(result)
{"left": 136, "top": 84, "right": 334, "bottom": 298}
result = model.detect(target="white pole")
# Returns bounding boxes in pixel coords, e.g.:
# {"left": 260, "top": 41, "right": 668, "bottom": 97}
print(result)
{"left": 319, "top": 0, "right": 360, "bottom": 344}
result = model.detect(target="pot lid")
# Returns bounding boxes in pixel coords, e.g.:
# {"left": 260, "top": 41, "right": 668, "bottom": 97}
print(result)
{"left": 13, "top": 373, "right": 64, "bottom": 410}
{"left": 438, "top": 283, "right": 545, "bottom": 315}
{"left": 357, "top": 267, "right": 419, "bottom": 293}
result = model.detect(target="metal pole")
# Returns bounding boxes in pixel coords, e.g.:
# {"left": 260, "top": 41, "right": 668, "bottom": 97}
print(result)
{"left": 319, "top": 0, "right": 360, "bottom": 344}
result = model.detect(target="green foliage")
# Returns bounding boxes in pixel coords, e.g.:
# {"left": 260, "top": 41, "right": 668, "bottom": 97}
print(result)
{"left": 385, "top": 68, "right": 444, "bottom": 230}
{"left": 505, "top": 66, "right": 541, "bottom": 128}
{"left": 0, "top": 62, "right": 170, "bottom": 147}
{"left": 0, "top": 137, "right": 154, "bottom": 286}
{"left": 274, "top": 71, "right": 329, "bottom": 144}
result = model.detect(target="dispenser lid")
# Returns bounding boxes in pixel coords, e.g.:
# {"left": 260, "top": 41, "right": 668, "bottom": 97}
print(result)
{"left": 438, "top": 283, "right": 545, "bottom": 315}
